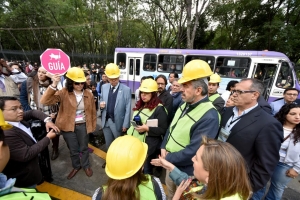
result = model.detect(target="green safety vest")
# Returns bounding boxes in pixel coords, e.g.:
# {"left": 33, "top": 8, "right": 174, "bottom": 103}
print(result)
{"left": 166, "top": 101, "right": 219, "bottom": 152}
{"left": 103, "top": 174, "right": 157, "bottom": 200}
{"left": 209, "top": 93, "right": 220, "bottom": 102}
{"left": 1, "top": 188, "right": 52, "bottom": 200}
{"left": 127, "top": 104, "right": 164, "bottom": 142}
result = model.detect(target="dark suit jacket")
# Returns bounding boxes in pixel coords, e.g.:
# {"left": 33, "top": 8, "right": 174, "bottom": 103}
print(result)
{"left": 3, "top": 110, "right": 50, "bottom": 187}
{"left": 158, "top": 89, "right": 173, "bottom": 124}
{"left": 219, "top": 106, "right": 283, "bottom": 192}
{"left": 258, "top": 96, "right": 272, "bottom": 114}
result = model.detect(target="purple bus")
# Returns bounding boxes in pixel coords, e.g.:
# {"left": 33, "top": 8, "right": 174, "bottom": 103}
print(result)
{"left": 114, "top": 48, "right": 300, "bottom": 102}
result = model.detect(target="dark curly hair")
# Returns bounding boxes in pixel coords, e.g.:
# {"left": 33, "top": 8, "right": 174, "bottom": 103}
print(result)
{"left": 275, "top": 103, "right": 300, "bottom": 145}
{"left": 65, "top": 77, "right": 87, "bottom": 92}
{"left": 133, "top": 92, "right": 162, "bottom": 111}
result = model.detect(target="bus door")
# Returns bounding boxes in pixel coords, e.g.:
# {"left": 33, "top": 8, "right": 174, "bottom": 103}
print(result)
{"left": 252, "top": 62, "right": 278, "bottom": 100}
{"left": 128, "top": 57, "right": 141, "bottom": 93}
{"left": 253, "top": 60, "right": 296, "bottom": 102}
{"left": 268, "top": 61, "right": 295, "bottom": 102}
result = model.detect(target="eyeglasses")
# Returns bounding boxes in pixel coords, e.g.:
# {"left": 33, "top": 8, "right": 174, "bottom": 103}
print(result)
{"left": 74, "top": 82, "right": 85, "bottom": 85}
{"left": 285, "top": 93, "right": 298, "bottom": 96}
{"left": 3, "top": 106, "right": 23, "bottom": 112}
{"left": 231, "top": 90, "right": 256, "bottom": 95}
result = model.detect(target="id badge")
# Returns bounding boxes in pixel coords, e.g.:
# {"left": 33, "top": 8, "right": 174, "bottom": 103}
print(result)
{"left": 218, "top": 127, "right": 231, "bottom": 142}
{"left": 75, "top": 111, "right": 84, "bottom": 122}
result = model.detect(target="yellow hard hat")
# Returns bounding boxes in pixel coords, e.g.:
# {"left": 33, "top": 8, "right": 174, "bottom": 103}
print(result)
{"left": 139, "top": 79, "right": 158, "bottom": 92}
{"left": 66, "top": 67, "right": 86, "bottom": 82}
{"left": 178, "top": 60, "right": 213, "bottom": 84}
{"left": 209, "top": 74, "right": 221, "bottom": 83}
{"left": 105, "top": 63, "right": 120, "bottom": 78}
{"left": 0, "top": 109, "right": 12, "bottom": 130}
{"left": 105, "top": 135, "right": 148, "bottom": 180}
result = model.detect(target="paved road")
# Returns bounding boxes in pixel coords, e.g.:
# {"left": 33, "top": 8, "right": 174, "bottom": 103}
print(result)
{"left": 91, "top": 102, "right": 300, "bottom": 200}
{"left": 49, "top": 98, "right": 300, "bottom": 199}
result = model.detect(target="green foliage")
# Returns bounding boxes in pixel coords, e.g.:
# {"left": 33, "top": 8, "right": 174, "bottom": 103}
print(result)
{"left": 0, "top": 0, "right": 299, "bottom": 64}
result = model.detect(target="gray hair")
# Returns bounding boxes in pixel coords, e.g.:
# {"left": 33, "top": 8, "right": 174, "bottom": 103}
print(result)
{"left": 240, "top": 78, "right": 264, "bottom": 94}
{"left": 191, "top": 78, "right": 208, "bottom": 96}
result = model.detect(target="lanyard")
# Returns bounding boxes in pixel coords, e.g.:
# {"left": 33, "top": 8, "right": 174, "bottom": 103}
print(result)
{"left": 227, "top": 111, "right": 250, "bottom": 128}
{"left": 227, "top": 105, "right": 260, "bottom": 128}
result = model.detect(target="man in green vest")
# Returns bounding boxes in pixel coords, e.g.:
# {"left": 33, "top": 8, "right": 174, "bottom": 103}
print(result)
{"left": 160, "top": 60, "right": 220, "bottom": 200}
{"left": 208, "top": 74, "right": 225, "bottom": 113}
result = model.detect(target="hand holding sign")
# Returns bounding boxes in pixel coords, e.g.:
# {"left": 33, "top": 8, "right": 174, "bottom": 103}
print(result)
{"left": 51, "top": 74, "right": 61, "bottom": 87}
{"left": 40, "top": 49, "right": 70, "bottom": 75}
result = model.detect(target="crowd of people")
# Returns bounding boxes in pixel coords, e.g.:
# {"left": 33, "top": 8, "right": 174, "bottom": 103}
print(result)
{"left": 0, "top": 58, "right": 299, "bottom": 200}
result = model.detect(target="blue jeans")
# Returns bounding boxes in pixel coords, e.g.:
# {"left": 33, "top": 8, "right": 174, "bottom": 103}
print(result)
{"left": 91, "top": 74, "right": 96, "bottom": 82}
{"left": 250, "top": 186, "right": 266, "bottom": 200}
{"left": 265, "top": 162, "right": 293, "bottom": 200}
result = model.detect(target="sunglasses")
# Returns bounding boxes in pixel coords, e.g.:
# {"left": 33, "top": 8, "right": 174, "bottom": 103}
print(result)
{"left": 74, "top": 82, "right": 85, "bottom": 85}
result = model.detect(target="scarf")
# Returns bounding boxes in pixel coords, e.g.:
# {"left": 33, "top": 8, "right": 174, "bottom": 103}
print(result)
{"left": 28, "top": 75, "right": 58, "bottom": 113}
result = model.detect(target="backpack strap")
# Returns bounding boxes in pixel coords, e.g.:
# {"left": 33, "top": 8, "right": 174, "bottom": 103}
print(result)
{"left": 150, "top": 175, "right": 163, "bottom": 200}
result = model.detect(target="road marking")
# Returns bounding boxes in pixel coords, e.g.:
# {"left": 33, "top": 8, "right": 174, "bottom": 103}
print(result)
{"left": 36, "top": 181, "right": 90, "bottom": 200}
{"left": 38, "top": 144, "right": 167, "bottom": 199}
{"left": 88, "top": 144, "right": 106, "bottom": 159}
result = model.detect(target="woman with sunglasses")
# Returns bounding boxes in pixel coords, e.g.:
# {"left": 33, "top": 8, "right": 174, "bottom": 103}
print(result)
{"left": 41, "top": 67, "right": 96, "bottom": 179}
{"left": 264, "top": 103, "right": 300, "bottom": 200}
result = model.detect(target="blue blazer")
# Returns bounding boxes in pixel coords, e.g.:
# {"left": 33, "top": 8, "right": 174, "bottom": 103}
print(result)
{"left": 269, "top": 98, "right": 285, "bottom": 116}
{"left": 100, "top": 83, "right": 131, "bottom": 132}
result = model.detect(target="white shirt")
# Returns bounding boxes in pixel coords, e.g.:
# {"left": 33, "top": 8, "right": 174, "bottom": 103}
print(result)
{"left": 110, "top": 83, "right": 120, "bottom": 93}
{"left": 218, "top": 103, "right": 258, "bottom": 142}
{"left": 7, "top": 121, "right": 37, "bottom": 143}
{"left": 221, "top": 90, "right": 231, "bottom": 105}
{"left": 74, "top": 91, "right": 84, "bottom": 103}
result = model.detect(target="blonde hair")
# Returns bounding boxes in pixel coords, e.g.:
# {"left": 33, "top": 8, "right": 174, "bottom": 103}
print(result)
{"left": 198, "top": 137, "right": 252, "bottom": 200}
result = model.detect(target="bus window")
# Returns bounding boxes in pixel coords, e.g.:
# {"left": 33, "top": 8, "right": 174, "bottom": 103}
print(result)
{"left": 158, "top": 55, "right": 183, "bottom": 73}
{"left": 129, "top": 59, "right": 133, "bottom": 75}
{"left": 275, "top": 62, "right": 294, "bottom": 88}
{"left": 216, "top": 57, "right": 250, "bottom": 78}
{"left": 144, "top": 54, "right": 156, "bottom": 71}
{"left": 136, "top": 59, "right": 140, "bottom": 76}
{"left": 185, "top": 55, "right": 215, "bottom": 70}
{"left": 117, "top": 53, "right": 126, "bottom": 69}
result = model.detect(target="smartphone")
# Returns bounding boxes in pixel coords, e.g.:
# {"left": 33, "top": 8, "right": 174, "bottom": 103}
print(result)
{"left": 131, "top": 120, "right": 138, "bottom": 128}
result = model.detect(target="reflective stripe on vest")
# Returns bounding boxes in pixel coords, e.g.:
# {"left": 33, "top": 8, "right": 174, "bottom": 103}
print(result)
{"left": 102, "top": 174, "right": 156, "bottom": 200}
{"left": 128, "top": 104, "right": 164, "bottom": 142}
{"left": 166, "top": 101, "right": 217, "bottom": 152}
{"left": 209, "top": 93, "right": 220, "bottom": 102}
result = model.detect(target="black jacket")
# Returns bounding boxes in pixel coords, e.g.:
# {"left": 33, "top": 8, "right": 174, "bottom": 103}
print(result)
{"left": 3, "top": 110, "right": 50, "bottom": 187}
{"left": 209, "top": 93, "right": 225, "bottom": 113}
{"left": 219, "top": 106, "right": 283, "bottom": 192}
{"left": 158, "top": 89, "right": 173, "bottom": 124}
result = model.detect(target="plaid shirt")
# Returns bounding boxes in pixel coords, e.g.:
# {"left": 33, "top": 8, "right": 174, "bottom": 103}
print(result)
{"left": 30, "top": 86, "right": 52, "bottom": 115}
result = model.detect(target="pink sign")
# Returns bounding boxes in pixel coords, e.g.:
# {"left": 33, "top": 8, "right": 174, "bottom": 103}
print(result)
{"left": 40, "top": 48, "right": 70, "bottom": 75}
